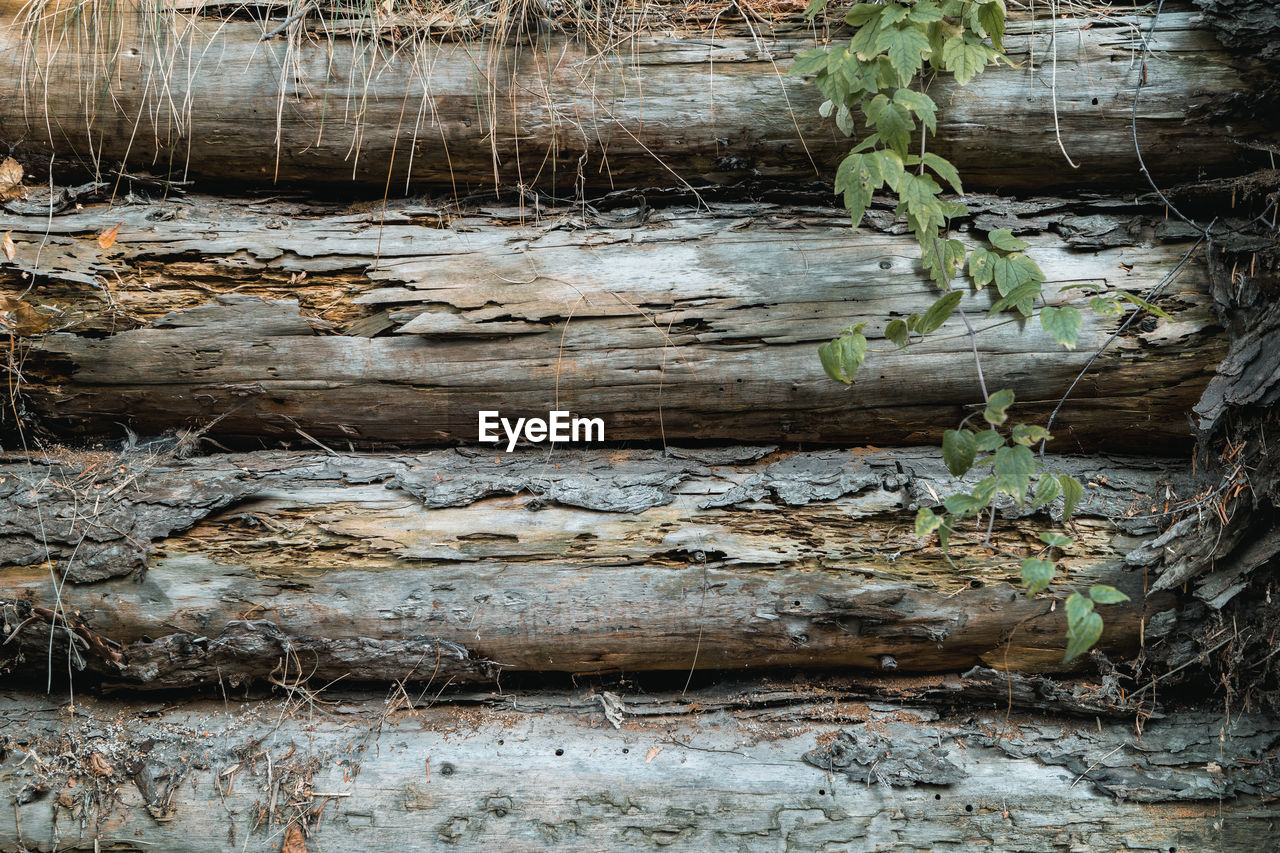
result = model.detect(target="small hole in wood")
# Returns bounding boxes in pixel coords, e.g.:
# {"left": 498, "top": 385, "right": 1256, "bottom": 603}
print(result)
{"left": 935, "top": 794, "right": 942, "bottom": 800}
{"left": 965, "top": 804, "right": 973, "bottom": 812}
{"left": 818, "top": 789, "right": 826, "bottom": 795}
{"left": 622, "top": 748, "right": 629, "bottom": 754}
{"left": 555, "top": 748, "right": 564, "bottom": 756}
{"left": 1092, "top": 97, "right": 1099, "bottom": 105}
{"left": 497, "top": 739, "right": 504, "bottom": 745}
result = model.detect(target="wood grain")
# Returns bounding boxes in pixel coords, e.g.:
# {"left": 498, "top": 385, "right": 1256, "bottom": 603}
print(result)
{"left": 0, "top": 7, "right": 1268, "bottom": 191}
{"left": 2, "top": 688, "right": 1277, "bottom": 851}
{"left": 2, "top": 197, "right": 1223, "bottom": 450}
{"left": 1, "top": 446, "right": 1190, "bottom": 687}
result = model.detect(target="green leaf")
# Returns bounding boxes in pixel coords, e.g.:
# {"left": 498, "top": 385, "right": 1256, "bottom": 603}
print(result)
{"left": 993, "top": 252, "right": 1045, "bottom": 296}
{"left": 974, "top": 429, "right": 1004, "bottom": 451}
{"left": 988, "top": 279, "right": 1041, "bottom": 318}
{"left": 1059, "top": 474, "right": 1083, "bottom": 520}
{"left": 942, "top": 428, "right": 977, "bottom": 477}
{"left": 878, "top": 24, "right": 932, "bottom": 82}
{"left": 1011, "top": 423, "right": 1051, "bottom": 447}
{"left": 994, "top": 443, "right": 1038, "bottom": 502}
{"left": 944, "top": 492, "right": 986, "bottom": 516}
{"left": 1065, "top": 591, "right": 1095, "bottom": 624}
{"left": 970, "top": 475, "right": 997, "bottom": 504}
{"left": 818, "top": 330, "right": 867, "bottom": 384}
{"left": 835, "top": 103, "right": 855, "bottom": 136}
{"left": 922, "top": 238, "right": 966, "bottom": 288}
{"left": 790, "top": 48, "right": 830, "bottom": 76}
{"left": 866, "top": 95, "right": 915, "bottom": 155}
{"left": 879, "top": 2, "right": 909, "bottom": 27}
{"left": 1031, "top": 474, "right": 1061, "bottom": 507}
{"left": 893, "top": 89, "right": 937, "bottom": 134}
{"left": 1090, "top": 296, "right": 1124, "bottom": 318}
{"left": 1089, "top": 584, "right": 1131, "bottom": 605}
{"left": 844, "top": 2, "right": 883, "bottom": 26}
{"left": 1038, "top": 532, "right": 1073, "bottom": 547}
{"left": 908, "top": 0, "right": 944, "bottom": 23}
{"left": 900, "top": 172, "right": 946, "bottom": 237}
{"left": 870, "top": 149, "right": 907, "bottom": 193}
{"left": 987, "top": 228, "right": 1028, "bottom": 252}
{"left": 916, "top": 505, "right": 942, "bottom": 538}
{"left": 851, "top": 17, "right": 884, "bottom": 59}
{"left": 921, "top": 152, "right": 962, "bottom": 193}
{"left": 1041, "top": 305, "right": 1083, "bottom": 349}
{"left": 885, "top": 318, "right": 910, "bottom": 349}
{"left": 917, "top": 290, "right": 963, "bottom": 335}
{"left": 1116, "top": 290, "right": 1173, "bottom": 321}
{"left": 1064, "top": 610, "right": 1103, "bottom": 663}
{"left": 977, "top": 0, "right": 1006, "bottom": 51}
{"left": 983, "top": 389, "right": 1015, "bottom": 425}
{"left": 941, "top": 36, "right": 991, "bottom": 84}
{"left": 968, "top": 246, "right": 995, "bottom": 288}
{"left": 1021, "top": 558, "right": 1054, "bottom": 595}
{"left": 937, "top": 514, "right": 954, "bottom": 552}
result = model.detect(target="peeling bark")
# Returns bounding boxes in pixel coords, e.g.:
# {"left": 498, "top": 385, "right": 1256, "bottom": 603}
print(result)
{"left": 1, "top": 446, "right": 1194, "bottom": 688}
{"left": 0, "top": 6, "right": 1270, "bottom": 192}
{"left": 1, "top": 196, "right": 1223, "bottom": 450}
{"left": 1, "top": 688, "right": 1277, "bottom": 851}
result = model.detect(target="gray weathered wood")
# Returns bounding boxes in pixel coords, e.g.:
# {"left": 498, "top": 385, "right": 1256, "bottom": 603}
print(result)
{"left": 1, "top": 688, "right": 1276, "bottom": 851}
{"left": 0, "top": 5, "right": 1268, "bottom": 191}
{"left": 1, "top": 196, "right": 1223, "bottom": 449}
{"left": 0, "top": 445, "right": 1192, "bottom": 687}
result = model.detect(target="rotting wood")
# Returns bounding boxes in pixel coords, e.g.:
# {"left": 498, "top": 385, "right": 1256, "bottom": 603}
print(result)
{"left": 0, "top": 196, "right": 1223, "bottom": 450}
{"left": 1, "top": 446, "right": 1196, "bottom": 687}
{"left": 0, "top": 6, "right": 1270, "bottom": 192}
{"left": 0, "top": 687, "right": 1276, "bottom": 852}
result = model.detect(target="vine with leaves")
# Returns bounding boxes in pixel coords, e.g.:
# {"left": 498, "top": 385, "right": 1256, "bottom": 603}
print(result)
{"left": 790, "top": 0, "right": 1172, "bottom": 661}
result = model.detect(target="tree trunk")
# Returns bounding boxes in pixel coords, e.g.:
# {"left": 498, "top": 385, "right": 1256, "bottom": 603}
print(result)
{"left": 1, "top": 445, "right": 1192, "bottom": 688}
{"left": 2, "top": 687, "right": 1277, "bottom": 852}
{"left": 0, "top": 5, "right": 1269, "bottom": 192}
{"left": 1, "top": 195, "right": 1223, "bottom": 450}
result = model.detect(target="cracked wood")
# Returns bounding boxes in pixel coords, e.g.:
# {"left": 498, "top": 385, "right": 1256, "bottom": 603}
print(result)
{"left": 1, "top": 446, "right": 1190, "bottom": 688}
{"left": 1, "top": 197, "right": 1223, "bottom": 450}
{"left": 0, "top": 7, "right": 1269, "bottom": 192}
{"left": 1, "top": 688, "right": 1277, "bottom": 851}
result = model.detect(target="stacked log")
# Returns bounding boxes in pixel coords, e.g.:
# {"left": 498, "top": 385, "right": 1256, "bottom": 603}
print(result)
{"left": 1, "top": 1, "right": 1277, "bottom": 849}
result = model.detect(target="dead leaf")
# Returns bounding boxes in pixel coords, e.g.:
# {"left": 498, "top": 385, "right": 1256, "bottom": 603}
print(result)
{"left": 0, "top": 296, "right": 56, "bottom": 336}
{"left": 645, "top": 746, "right": 662, "bottom": 763}
{"left": 282, "top": 822, "right": 308, "bottom": 853}
{"left": 0, "top": 157, "right": 22, "bottom": 200}
{"left": 2, "top": 231, "right": 13, "bottom": 261}
{"left": 97, "top": 221, "right": 123, "bottom": 250}
{"left": 86, "top": 753, "right": 114, "bottom": 777}
{"left": 597, "top": 691, "right": 626, "bottom": 730}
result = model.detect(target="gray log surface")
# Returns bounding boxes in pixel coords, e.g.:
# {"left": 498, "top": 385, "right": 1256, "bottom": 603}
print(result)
{"left": 1, "top": 445, "right": 1192, "bottom": 688}
{"left": 1, "top": 195, "right": 1222, "bottom": 450}
{"left": 1, "top": 687, "right": 1277, "bottom": 852}
{"left": 0, "top": 5, "right": 1267, "bottom": 191}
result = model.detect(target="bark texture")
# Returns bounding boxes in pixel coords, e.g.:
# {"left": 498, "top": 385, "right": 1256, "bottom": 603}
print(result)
{"left": 1, "top": 688, "right": 1277, "bottom": 852}
{"left": 1, "top": 446, "right": 1193, "bottom": 688}
{"left": 1, "top": 195, "right": 1222, "bottom": 450}
{"left": 0, "top": 6, "right": 1270, "bottom": 192}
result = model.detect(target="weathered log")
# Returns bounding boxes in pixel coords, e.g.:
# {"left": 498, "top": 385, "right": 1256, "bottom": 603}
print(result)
{"left": 1, "top": 196, "right": 1223, "bottom": 450}
{"left": 0, "top": 445, "right": 1194, "bottom": 688}
{"left": 0, "top": 5, "right": 1269, "bottom": 192}
{"left": 1, "top": 687, "right": 1277, "bottom": 852}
